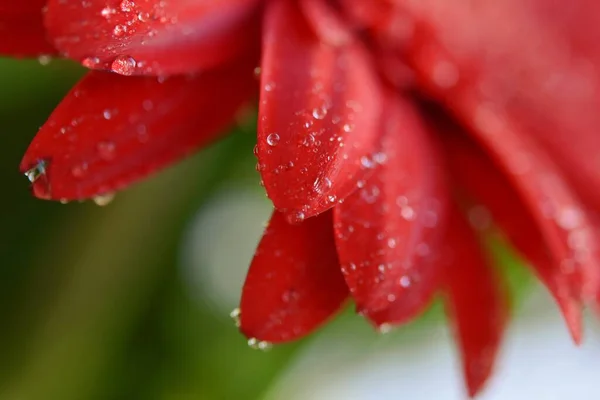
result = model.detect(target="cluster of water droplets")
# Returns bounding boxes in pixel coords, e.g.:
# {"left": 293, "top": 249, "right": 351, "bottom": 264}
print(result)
{"left": 23, "top": 157, "right": 116, "bottom": 206}
{"left": 229, "top": 308, "right": 272, "bottom": 351}
{"left": 74, "top": 0, "right": 175, "bottom": 75}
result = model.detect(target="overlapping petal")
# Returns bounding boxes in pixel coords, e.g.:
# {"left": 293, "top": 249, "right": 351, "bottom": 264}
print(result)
{"left": 444, "top": 130, "right": 583, "bottom": 342}
{"left": 457, "top": 104, "right": 599, "bottom": 304}
{"left": 240, "top": 211, "right": 348, "bottom": 343}
{"left": 334, "top": 97, "right": 448, "bottom": 327}
{"left": 299, "top": 0, "right": 352, "bottom": 46}
{"left": 44, "top": 0, "right": 261, "bottom": 75}
{"left": 257, "top": 0, "right": 382, "bottom": 221}
{"left": 400, "top": 0, "right": 600, "bottom": 212}
{"left": 443, "top": 206, "right": 507, "bottom": 398}
{"left": 0, "top": 1, "right": 55, "bottom": 56}
{"left": 397, "top": 0, "right": 600, "bottom": 304}
{"left": 20, "top": 59, "right": 256, "bottom": 200}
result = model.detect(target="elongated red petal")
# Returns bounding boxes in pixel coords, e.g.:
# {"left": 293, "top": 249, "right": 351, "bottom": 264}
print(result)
{"left": 44, "top": 0, "right": 261, "bottom": 75}
{"left": 299, "top": 0, "right": 352, "bottom": 46}
{"left": 239, "top": 211, "right": 348, "bottom": 343}
{"left": 333, "top": 97, "right": 448, "bottom": 327}
{"left": 401, "top": 0, "right": 600, "bottom": 213}
{"left": 0, "top": 1, "right": 55, "bottom": 56}
{"left": 397, "top": 2, "right": 600, "bottom": 305}
{"left": 398, "top": 0, "right": 600, "bottom": 303}
{"left": 444, "top": 129, "right": 582, "bottom": 343}
{"left": 443, "top": 102, "right": 599, "bottom": 305}
{"left": 20, "top": 60, "right": 255, "bottom": 201}
{"left": 257, "top": 0, "right": 382, "bottom": 220}
{"left": 443, "top": 206, "right": 507, "bottom": 398}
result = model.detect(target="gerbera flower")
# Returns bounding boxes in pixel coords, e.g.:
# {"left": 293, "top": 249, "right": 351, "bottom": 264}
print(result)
{"left": 5, "top": 0, "right": 600, "bottom": 396}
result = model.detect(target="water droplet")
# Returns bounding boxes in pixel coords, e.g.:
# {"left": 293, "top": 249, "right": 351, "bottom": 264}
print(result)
{"left": 286, "top": 211, "right": 305, "bottom": 224}
{"left": 97, "top": 141, "right": 116, "bottom": 160}
{"left": 401, "top": 206, "right": 415, "bottom": 220}
{"left": 247, "top": 338, "right": 272, "bottom": 351}
{"left": 312, "top": 106, "right": 327, "bottom": 120}
{"left": 342, "top": 123, "right": 354, "bottom": 133}
{"left": 100, "top": 6, "right": 115, "bottom": 18}
{"left": 399, "top": 276, "right": 411, "bottom": 288}
{"left": 38, "top": 55, "right": 52, "bottom": 65}
{"left": 378, "top": 323, "right": 393, "bottom": 334}
{"left": 137, "top": 11, "right": 150, "bottom": 21}
{"left": 266, "top": 133, "right": 280, "bottom": 147}
{"left": 142, "top": 99, "right": 154, "bottom": 111}
{"left": 301, "top": 133, "right": 316, "bottom": 147}
{"left": 373, "top": 152, "right": 388, "bottom": 164}
{"left": 82, "top": 56, "right": 100, "bottom": 69}
{"left": 264, "top": 81, "right": 276, "bottom": 92}
{"left": 102, "top": 109, "right": 112, "bottom": 120}
{"left": 24, "top": 160, "right": 47, "bottom": 183}
{"left": 111, "top": 55, "right": 137, "bottom": 75}
{"left": 313, "top": 177, "right": 332, "bottom": 194}
{"left": 119, "top": 0, "right": 135, "bottom": 12}
{"left": 230, "top": 308, "right": 241, "bottom": 327}
{"left": 93, "top": 193, "right": 115, "bottom": 206}
{"left": 113, "top": 24, "right": 128, "bottom": 37}
{"left": 360, "top": 155, "right": 375, "bottom": 169}
{"left": 71, "top": 163, "right": 88, "bottom": 178}
{"left": 557, "top": 207, "right": 582, "bottom": 230}
{"left": 387, "top": 238, "right": 397, "bottom": 248}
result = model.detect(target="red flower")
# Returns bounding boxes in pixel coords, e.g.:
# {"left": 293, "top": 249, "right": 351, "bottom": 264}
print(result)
{"left": 6, "top": 0, "right": 600, "bottom": 396}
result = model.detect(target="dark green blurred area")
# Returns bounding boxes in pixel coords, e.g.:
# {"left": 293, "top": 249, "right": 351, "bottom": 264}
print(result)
{"left": 0, "top": 58, "right": 534, "bottom": 400}
{"left": 0, "top": 58, "right": 302, "bottom": 400}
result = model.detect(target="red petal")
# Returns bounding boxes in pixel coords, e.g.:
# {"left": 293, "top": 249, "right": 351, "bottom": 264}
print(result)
{"left": 333, "top": 97, "right": 448, "bottom": 327}
{"left": 447, "top": 103, "right": 600, "bottom": 305}
{"left": 239, "top": 211, "right": 348, "bottom": 343}
{"left": 443, "top": 129, "right": 582, "bottom": 343}
{"left": 257, "top": 0, "right": 382, "bottom": 220}
{"left": 299, "top": 0, "right": 353, "bottom": 46}
{"left": 402, "top": 0, "right": 600, "bottom": 213}
{"left": 20, "top": 60, "right": 255, "bottom": 201}
{"left": 44, "top": 0, "right": 261, "bottom": 75}
{"left": 397, "top": 2, "right": 600, "bottom": 304}
{"left": 443, "top": 206, "right": 507, "bottom": 398}
{"left": 338, "top": 0, "right": 390, "bottom": 31}
{"left": 0, "top": 1, "right": 55, "bottom": 56}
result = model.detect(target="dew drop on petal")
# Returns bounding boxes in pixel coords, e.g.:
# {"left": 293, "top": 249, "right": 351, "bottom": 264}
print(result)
{"left": 100, "top": 6, "right": 114, "bottom": 18}
{"left": 378, "top": 323, "right": 393, "bottom": 334}
{"left": 230, "top": 308, "right": 241, "bottom": 327}
{"left": 71, "top": 163, "right": 89, "bottom": 178}
{"left": 286, "top": 211, "right": 306, "bottom": 224}
{"left": 111, "top": 55, "right": 137, "bottom": 76}
{"left": 312, "top": 106, "right": 328, "bottom": 120}
{"left": 247, "top": 338, "right": 272, "bottom": 351}
{"left": 399, "top": 276, "right": 411, "bottom": 288}
{"left": 38, "top": 55, "right": 52, "bottom": 65}
{"left": 24, "top": 160, "right": 47, "bottom": 183}
{"left": 266, "top": 133, "right": 280, "bottom": 147}
{"left": 360, "top": 155, "right": 375, "bottom": 169}
{"left": 82, "top": 56, "right": 100, "bottom": 69}
{"left": 97, "top": 141, "right": 116, "bottom": 160}
{"left": 119, "top": 0, "right": 135, "bottom": 12}
{"left": 113, "top": 24, "right": 128, "bottom": 37}
{"left": 93, "top": 193, "right": 115, "bottom": 206}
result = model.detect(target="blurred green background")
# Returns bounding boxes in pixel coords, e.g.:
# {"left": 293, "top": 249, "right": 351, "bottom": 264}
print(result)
{"left": 0, "top": 57, "right": 565, "bottom": 400}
